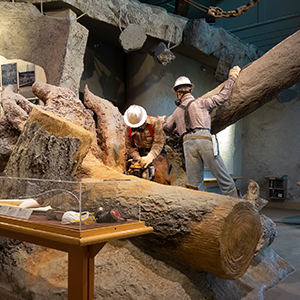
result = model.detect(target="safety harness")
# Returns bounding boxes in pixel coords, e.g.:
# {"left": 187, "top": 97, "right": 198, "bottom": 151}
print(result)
{"left": 128, "top": 123, "right": 154, "bottom": 143}
{"left": 179, "top": 100, "right": 195, "bottom": 132}
{"left": 179, "top": 100, "right": 212, "bottom": 142}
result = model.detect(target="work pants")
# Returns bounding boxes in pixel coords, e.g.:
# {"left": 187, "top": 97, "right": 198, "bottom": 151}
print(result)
{"left": 183, "top": 129, "right": 238, "bottom": 197}
{"left": 152, "top": 153, "right": 171, "bottom": 185}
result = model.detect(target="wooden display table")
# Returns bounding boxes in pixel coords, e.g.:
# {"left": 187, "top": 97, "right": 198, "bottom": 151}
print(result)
{"left": 204, "top": 177, "right": 244, "bottom": 191}
{"left": 0, "top": 214, "right": 153, "bottom": 300}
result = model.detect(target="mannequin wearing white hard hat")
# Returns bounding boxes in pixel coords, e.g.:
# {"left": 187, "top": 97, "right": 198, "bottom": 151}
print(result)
{"left": 171, "top": 76, "right": 196, "bottom": 107}
{"left": 163, "top": 66, "right": 241, "bottom": 197}
{"left": 124, "top": 105, "right": 147, "bottom": 128}
{"left": 124, "top": 105, "right": 170, "bottom": 185}
{"left": 172, "top": 76, "right": 195, "bottom": 94}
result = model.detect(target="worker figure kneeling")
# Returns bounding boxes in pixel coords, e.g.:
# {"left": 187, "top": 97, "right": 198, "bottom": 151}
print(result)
{"left": 124, "top": 105, "right": 170, "bottom": 185}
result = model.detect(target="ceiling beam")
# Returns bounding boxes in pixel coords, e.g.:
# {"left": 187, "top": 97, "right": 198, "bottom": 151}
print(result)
{"left": 174, "top": 0, "right": 190, "bottom": 17}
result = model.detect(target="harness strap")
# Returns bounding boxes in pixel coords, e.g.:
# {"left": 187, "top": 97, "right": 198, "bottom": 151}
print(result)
{"left": 147, "top": 124, "right": 154, "bottom": 139}
{"left": 179, "top": 100, "right": 196, "bottom": 131}
{"left": 128, "top": 127, "right": 133, "bottom": 142}
{"left": 128, "top": 119, "right": 154, "bottom": 143}
{"left": 183, "top": 135, "right": 212, "bottom": 143}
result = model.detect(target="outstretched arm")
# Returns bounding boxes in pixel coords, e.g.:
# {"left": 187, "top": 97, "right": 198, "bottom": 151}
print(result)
{"left": 201, "top": 66, "right": 241, "bottom": 110}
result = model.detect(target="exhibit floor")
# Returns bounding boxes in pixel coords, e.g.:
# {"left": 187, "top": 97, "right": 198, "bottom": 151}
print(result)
{"left": 262, "top": 203, "right": 300, "bottom": 300}
{"left": 0, "top": 203, "right": 300, "bottom": 300}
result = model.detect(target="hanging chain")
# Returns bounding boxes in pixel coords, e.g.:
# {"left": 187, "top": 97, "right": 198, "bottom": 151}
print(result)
{"left": 182, "top": 0, "right": 209, "bottom": 13}
{"left": 208, "top": 0, "right": 260, "bottom": 18}
{"left": 183, "top": 0, "right": 260, "bottom": 18}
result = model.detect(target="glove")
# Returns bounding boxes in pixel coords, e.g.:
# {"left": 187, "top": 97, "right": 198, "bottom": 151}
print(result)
{"left": 229, "top": 66, "right": 241, "bottom": 79}
{"left": 138, "top": 153, "right": 154, "bottom": 168}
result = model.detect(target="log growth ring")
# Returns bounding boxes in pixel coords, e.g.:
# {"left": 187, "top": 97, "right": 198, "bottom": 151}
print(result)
{"left": 220, "top": 201, "right": 261, "bottom": 278}
{"left": 166, "top": 200, "right": 261, "bottom": 279}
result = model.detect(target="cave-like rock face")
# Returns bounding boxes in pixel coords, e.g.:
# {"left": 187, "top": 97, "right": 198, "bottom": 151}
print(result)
{"left": 0, "top": 235, "right": 294, "bottom": 300}
{"left": 0, "top": 2, "right": 88, "bottom": 93}
{"left": 26, "top": 0, "right": 187, "bottom": 45}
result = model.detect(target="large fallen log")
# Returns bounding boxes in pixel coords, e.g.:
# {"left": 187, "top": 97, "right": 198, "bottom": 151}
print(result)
{"left": 162, "top": 200, "right": 260, "bottom": 279}
{"left": 78, "top": 153, "right": 261, "bottom": 280}
{"left": 208, "top": 29, "right": 300, "bottom": 134}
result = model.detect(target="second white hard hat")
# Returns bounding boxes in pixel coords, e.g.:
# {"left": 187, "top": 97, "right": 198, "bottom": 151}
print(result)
{"left": 172, "top": 76, "right": 194, "bottom": 93}
{"left": 124, "top": 105, "right": 147, "bottom": 128}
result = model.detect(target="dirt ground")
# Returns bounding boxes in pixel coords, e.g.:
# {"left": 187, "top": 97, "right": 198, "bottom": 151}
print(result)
{"left": 0, "top": 287, "right": 25, "bottom": 300}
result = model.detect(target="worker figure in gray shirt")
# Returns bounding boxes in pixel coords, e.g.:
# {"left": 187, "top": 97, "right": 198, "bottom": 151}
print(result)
{"left": 163, "top": 66, "right": 241, "bottom": 197}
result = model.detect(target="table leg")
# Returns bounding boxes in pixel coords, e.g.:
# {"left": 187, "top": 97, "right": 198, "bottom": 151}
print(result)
{"left": 68, "top": 246, "right": 91, "bottom": 300}
{"left": 87, "top": 243, "right": 106, "bottom": 299}
{"left": 68, "top": 243, "right": 106, "bottom": 300}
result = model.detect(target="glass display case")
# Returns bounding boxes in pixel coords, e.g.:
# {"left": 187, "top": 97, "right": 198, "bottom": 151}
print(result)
{"left": 0, "top": 176, "right": 141, "bottom": 231}
{"left": 0, "top": 176, "right": 151, "bottom": 300}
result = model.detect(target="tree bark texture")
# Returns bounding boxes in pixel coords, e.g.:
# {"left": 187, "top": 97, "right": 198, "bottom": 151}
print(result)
{"left": 162, "top": 201, "right": 261, "bottom": 279}
{"left": 4, "top": 106, "right": 93, "bottom": 180}
{"left": 78, "top": 158, "right": 262, "bottom": 279}
{"left": 32, "top": 81, "right": 102, "bottom": 161}
{"left": 208, "top": 29, "right": 300, "bottom": 134}
{"left": 83, "top": 85, "right": 126, "bottom": 172}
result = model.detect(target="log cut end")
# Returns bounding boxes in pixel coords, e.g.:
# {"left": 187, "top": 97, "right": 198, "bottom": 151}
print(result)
{"left": 166, "top": 200, "right": 261, "bottom": 279}
{"left": 29, "top": 106, "right": 93, "bottom": 165}
{"left": 4, "top": 106, "right": 94, "bottom": 180}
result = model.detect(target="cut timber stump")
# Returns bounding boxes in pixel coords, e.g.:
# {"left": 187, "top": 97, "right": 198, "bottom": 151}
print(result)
{"left": 4, "top": 106, "right": 93, "bottom": 180}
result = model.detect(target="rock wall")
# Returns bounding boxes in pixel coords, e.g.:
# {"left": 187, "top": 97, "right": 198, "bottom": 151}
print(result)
{"left": 26, "top": 0, "right": 188, "bottom": 45}
{"left": 183, "top": 19, "right": 263, "bottom": 72}
{"left": 0, "top": 2, "right": 88, "bottom": 93}
{"left": 241, "top": 92, "right": 300, "bottom": 201}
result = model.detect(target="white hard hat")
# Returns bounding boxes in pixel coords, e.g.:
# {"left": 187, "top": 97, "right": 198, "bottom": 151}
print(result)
{"left": 172, "top": 76, "right": 194, "bottom": 93}
{"left": 124, "top": 105, "right": 147, "bottom": 128}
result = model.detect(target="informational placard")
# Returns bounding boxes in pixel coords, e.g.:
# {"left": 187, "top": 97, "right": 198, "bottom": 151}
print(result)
{"left": 0, "top": 205, "right": 32, "bottom": 220}
{"left": 1, "top": 63, "right": 17, "bottom": 85}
